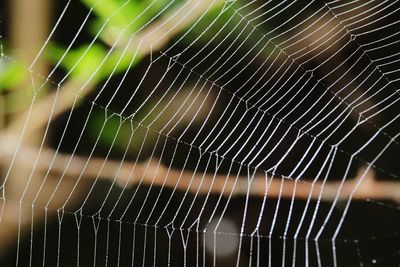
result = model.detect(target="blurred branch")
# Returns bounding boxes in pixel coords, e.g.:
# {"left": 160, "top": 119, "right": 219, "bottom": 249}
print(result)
{"left": 0, "top": 96, "right": 5, "bottom": 129}
{"left": 10, "top": 0, "right": 51, "bottom": 67}
{"left": 9, "top": 0, "right": 51, "bottom": 121}
{"left": 1, "top": 144, "right": 398, "bottom": 203}
{"left": 0, "top": 0, "right": 51, "bottom": 256}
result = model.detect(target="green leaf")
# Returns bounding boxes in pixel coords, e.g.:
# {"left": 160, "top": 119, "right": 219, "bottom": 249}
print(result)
{"left": 0, "top": 58, "right": 28, "bottom": 91}
{"left": 47, "top": 42, "right": 143, "bottom": 83}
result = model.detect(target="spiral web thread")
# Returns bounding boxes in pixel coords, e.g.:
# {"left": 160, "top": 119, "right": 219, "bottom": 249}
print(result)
{"left": 0, "top": 0, "right": 400, "bottom": 266}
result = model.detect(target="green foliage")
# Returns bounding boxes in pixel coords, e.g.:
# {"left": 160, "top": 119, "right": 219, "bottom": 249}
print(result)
{"left": 0, "top": 57, "right": 28, "bottom": 91}
{"left": 45, "top": 0, "right": 184, "bottom": 83}
{"left": 46, "top": 43, "right": 142, "bottom": 82}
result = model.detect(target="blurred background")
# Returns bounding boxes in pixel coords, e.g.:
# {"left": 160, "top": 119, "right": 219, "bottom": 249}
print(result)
{"left": 0, "top": 0, "right": 400, "bottom": 266}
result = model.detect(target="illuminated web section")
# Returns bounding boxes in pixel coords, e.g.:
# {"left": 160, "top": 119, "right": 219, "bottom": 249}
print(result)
{"left": 1, "top": 0, "right": 400, "bottom": 266}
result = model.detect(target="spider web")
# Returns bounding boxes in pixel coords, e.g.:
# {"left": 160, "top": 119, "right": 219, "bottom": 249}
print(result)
{"left": 1, "top": 0, "right": 400, "bottom": 266}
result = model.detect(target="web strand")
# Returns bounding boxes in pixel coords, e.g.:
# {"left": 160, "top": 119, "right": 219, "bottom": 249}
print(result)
{"left": 1, "top": 0, "right": 399, "bottom": 266}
